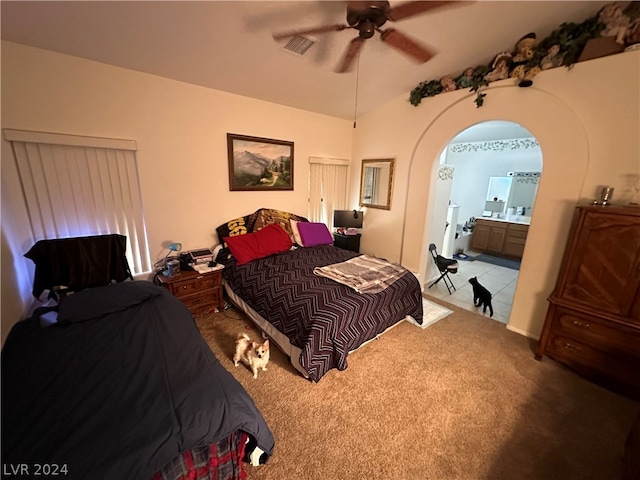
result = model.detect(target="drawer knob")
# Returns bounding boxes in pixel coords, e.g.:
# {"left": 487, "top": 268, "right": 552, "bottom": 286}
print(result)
{"left": 562, "top": 341, "right": 582, "bottom": 352}
{"left": 572, "top": 320, "right": 590, "bottom": 329}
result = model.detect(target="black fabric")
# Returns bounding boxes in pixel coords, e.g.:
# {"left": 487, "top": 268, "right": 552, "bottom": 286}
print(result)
{"left": 436, "top": 255, "right": 459, "bottom": 274}
{"left": 57, "top": 280, "right": 161, "bottom": 324}
{"left": 1, "top": 281, "right": 274, "bottom": 480}
{"left": 24, "top": 234, "right": 133, "bottom": 298}
{"left": 216, "top": 214, "right": 253, "bottom": 246}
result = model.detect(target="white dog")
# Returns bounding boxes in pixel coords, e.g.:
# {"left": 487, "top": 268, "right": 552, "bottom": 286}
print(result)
{"left": 233, "top": 332, "right": 270, "bottom": 379}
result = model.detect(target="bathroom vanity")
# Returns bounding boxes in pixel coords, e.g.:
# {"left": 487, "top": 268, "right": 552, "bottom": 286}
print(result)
{"left": 471, "top": 217, "right": 529, "bottom": 259}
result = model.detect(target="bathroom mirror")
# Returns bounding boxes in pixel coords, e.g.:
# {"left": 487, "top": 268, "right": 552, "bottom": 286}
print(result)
{"left": 359, "top": 158, "right": 394, "bottom": 210}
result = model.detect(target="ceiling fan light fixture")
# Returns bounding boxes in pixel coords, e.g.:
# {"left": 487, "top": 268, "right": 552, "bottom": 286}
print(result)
{"left": 275, "top": 0, "right": 464, "bottom": 73}
{"left": 358, "top": 20, "right": 376, "bottom": 39}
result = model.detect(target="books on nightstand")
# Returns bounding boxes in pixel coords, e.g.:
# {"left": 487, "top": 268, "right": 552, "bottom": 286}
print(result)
{"left": 193, "top": 263, "right": 224, "bottom": 274}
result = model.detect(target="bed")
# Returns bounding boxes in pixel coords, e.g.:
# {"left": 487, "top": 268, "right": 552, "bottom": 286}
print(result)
{"left": 2, "top": 235, "right": 274, "bottom": 480}
{"left": 216, "top": 209, "right": 424, "bottom": 382}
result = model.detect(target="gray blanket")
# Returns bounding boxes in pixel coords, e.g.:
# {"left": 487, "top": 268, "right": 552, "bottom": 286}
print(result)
{"left": 313, "top": 254, "right": 408, "bottom": 294}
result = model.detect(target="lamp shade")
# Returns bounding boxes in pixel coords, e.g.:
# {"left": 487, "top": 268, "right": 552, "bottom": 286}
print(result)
{"left": 168, "top": 242, "right": 182, "bottom": 252}
{"left": 333, "top": 210, "right": 363, "bottom": 229}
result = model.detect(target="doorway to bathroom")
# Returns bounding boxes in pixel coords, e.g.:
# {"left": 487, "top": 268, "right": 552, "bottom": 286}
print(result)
{"left": 429, "top": 120, "right": 542, "bottom": 323}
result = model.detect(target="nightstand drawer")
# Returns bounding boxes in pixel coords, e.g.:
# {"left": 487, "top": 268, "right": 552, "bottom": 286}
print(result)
{"left": 171, "top": 275, "right": 220, "bottom": 299}
{"left": 156, "top": 268, "right": 224, "bottom": 317}
{"left": 181, "top": 288, "right": 221, "bottom": 312}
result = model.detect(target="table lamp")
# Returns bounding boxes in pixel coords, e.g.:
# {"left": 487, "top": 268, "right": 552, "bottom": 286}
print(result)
{"left": 163, "top": 242, "right": 182, "bottom": 276}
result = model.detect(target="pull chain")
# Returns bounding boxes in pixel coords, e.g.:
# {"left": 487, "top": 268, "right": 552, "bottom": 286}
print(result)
{"left": 353, "top": 53, "right": 360, "bottom": 129}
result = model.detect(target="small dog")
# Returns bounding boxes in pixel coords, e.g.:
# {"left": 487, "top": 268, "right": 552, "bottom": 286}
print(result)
{"left": 233, "top": 332, "right": 270, "bottom": 379}
{"left": 469, "top": 276, "right": 494, "bottom": 317}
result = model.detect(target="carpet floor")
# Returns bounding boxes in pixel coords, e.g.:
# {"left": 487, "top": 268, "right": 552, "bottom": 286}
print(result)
{"left": 195, "top": 299, "right": 639, "bottom": 480}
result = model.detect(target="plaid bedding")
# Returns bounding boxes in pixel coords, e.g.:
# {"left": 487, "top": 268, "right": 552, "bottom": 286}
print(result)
{"left": 313, "top": 254, "right": 408, "bottom": 294}
{"left": 152, "top": 432, "right": 248, "bottom": 480}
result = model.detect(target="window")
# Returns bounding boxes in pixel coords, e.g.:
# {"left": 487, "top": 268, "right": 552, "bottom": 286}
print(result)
{"left": 308, "top": 157, "right": 349, "bottom": 226}
{"left": 362, "top": 166, "right": 380, "bottom": 203}
{"left": 4, "top": 129, "right": 151, "bottom": 275}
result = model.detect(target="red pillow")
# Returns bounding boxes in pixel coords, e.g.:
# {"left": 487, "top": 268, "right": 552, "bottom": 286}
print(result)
{"left": 224, "top": 223, "right": 292, "bottom": 265}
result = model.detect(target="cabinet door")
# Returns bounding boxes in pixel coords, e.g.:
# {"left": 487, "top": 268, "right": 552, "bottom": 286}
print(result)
{"left": 503, "top": 238, "right": 526, "bottom": 258}
{"left": 561, "top": 210, "right": 640, "bottom": 318}
{"left": 472, "top": 225, "right": 490, "bottom": 250}
{"left": 487, "top": 226, "right": 506, "bottom": 253}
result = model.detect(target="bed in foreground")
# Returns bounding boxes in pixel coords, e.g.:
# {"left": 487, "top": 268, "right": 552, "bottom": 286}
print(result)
{"left": 216, "top": 209, "right": 424, "bottom": 382}
{"left": 2, "top": 236, "right": 274, "bottom": 480}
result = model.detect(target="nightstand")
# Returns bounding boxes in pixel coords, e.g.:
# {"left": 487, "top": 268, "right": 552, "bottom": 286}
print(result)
{"left": 333, "top": 233, "right": 361, "bottom": 253}
{"left": 156, "top": 268, "right": 224, "bottom": 317}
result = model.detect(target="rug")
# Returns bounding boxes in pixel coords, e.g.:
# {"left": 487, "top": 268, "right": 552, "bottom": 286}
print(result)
{"left": 473, "top": 254, "right": 521, "bottom": 271}
{"left": 406, "top": 297, "right": 454, "bottom": 329}
{"left": 453, "top": 252, "right": 475, "bottom": 261}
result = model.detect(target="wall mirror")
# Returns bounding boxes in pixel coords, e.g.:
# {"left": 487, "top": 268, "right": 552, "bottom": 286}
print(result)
{"left": 359, "top": 158, "right": 394, "bottom": 210}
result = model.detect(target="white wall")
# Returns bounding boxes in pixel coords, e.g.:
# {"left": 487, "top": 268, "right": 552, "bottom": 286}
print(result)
{"left": 1, "top": 41, "right": 352, "bottom": 344}
{"left": 350, "top": 50, "right": 640, "bottom": 339}
{"left": 3, "top": 41, "right": 639, "bottom": 345}
{"left": 446, "top": 143, "right": 542, "bottom": 223}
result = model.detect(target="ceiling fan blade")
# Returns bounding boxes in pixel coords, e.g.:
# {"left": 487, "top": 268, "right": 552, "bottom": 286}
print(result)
{"left": 380, "top": 28, "right": 435, "bottom": 63}
{"left": 386, "top": 1, "right": 465, "bottom": 22}
{"left": 272, "top": 24, "right": 348, "bottom": 41}
{"left": 335, "top": 37, "right": 365, "bottom": 73}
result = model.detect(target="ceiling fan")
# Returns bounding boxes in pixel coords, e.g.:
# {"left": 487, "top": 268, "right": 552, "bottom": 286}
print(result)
{"left": 272, "top": 1, "right": 464, "bottom": 73}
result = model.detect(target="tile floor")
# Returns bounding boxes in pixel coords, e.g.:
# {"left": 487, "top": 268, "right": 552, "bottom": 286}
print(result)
{"left": 423, "top": 252, "right": 520, "bottom": 324}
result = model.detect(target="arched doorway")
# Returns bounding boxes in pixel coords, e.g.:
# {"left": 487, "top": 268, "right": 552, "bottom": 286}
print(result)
{"left": 400, "top": 87, "right": 588, "bottom": 338}
{"left": 429, "top": 120, "right": 542, "bottom": 323}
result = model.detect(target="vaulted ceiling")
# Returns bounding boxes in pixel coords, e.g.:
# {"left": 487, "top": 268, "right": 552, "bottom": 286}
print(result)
{"left": 2, "top": 1, "right": 608, "bottom": 121}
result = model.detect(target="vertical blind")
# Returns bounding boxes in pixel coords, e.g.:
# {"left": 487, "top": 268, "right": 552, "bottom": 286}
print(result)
{"left": 308, "top": 157, "right": 349, "bottom": 226}
{"left": 4, "top": 129, "right": 152, "bottom": 275}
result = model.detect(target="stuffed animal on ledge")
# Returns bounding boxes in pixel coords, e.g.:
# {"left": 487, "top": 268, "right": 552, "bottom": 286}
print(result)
{"left": 484, "top": 52, "right": 512, "bottom": 82}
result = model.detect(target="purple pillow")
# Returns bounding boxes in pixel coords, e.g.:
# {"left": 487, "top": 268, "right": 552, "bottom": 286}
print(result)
{"left": 297, "top": 222, "right": 333, "bottom": 247}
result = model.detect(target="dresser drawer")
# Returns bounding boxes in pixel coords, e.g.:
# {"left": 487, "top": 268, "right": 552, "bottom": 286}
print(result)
{"left": 550, "top": 307, "right": 640, "bottom": 360}
{"left": 545, "top": 331, "right": 640, "bottom": 391}
{"left": 171, "top": 274, "right": 221, "bottom": 299}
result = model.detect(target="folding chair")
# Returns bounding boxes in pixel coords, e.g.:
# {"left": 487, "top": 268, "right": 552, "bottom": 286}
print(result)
{"left": 427, "top": 243, "right": 458, "bottom": 294}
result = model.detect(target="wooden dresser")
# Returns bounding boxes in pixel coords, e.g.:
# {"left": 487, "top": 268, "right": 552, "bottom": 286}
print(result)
{"left": 157, "top": 268, "right": 224, "bottom": 317}
{"left": 535, "top": 205, "right": 640, "bottom": 398}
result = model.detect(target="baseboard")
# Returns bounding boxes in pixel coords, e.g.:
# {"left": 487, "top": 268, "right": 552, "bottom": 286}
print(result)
{"left": 506, "top": 323, "right": 540, "bottom": 341}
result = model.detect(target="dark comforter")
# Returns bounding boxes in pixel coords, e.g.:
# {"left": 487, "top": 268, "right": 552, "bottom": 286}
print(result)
{"left": 221, "top": 245, "right": 423, "bottom": 382}
{"left": 1, "top": 281, "right": 274, "bottom": 480}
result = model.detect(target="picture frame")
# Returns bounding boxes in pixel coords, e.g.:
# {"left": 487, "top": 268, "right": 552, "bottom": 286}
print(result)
{"left": 227, "top": 133, "right": 294, "bottom": 191}
{"left": 359, "top": 158, "right": 395, "bottom": 210}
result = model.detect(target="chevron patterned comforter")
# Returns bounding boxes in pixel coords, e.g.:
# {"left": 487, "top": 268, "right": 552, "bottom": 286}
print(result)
{"left": 220, "top": 245, "right": 423, "bottom": 382}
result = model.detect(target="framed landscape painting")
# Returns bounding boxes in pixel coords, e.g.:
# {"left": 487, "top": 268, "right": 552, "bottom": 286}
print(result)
{"left": 227, "top": 133, "right": 294, "bottom": 191}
